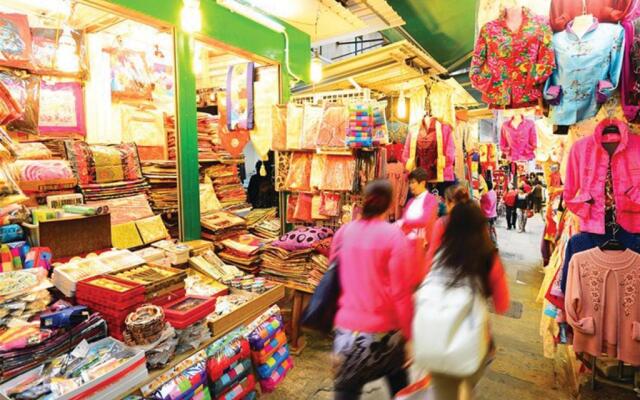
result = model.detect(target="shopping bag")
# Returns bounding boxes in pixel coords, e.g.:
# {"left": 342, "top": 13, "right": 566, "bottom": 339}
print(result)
{"left": 301, "top": 260, "right": 340, "bottom": 333}
{"left": 394, "top": 376, "right": 431, "bottom": 399}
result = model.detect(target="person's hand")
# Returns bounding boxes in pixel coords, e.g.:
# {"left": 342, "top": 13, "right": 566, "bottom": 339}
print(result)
{"left": 404, "top": 340, "right": 414, "bottom": 368}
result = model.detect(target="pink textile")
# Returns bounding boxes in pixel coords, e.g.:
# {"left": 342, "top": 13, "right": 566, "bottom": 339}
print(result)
{"left": 500, "top": 117, "right": 537, "bottom": 162}
{"left": 565, "top": 248, "right": 640, "bottom": 365}
{"left": 564, "top": 119, "right": 640, "bottom": 234}
{"left": 330, "top": 219, "right": 415, "bottom": 340}
{"left": 480, "top": 190, "right": 498, "bottom": 219}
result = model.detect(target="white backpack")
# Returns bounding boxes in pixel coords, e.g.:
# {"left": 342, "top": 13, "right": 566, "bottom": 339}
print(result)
{"left": 412, "top": 255, "right": 490, "bottom": 377}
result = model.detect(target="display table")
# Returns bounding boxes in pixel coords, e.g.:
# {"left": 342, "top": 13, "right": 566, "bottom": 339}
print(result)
{"left": 122, "top": 284, "right": 285, "bottom": 398}
{"left": 280, "top": 282, "right": 314, "bottom": 355}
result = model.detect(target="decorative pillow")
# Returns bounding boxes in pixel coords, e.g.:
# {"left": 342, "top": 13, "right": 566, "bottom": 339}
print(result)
{"left": 65, "top": 141, "right": 143, "bottom": 185}
{"left": 12, "top": 160, "right": 74, "bottom": 182}
{"left": 15, "top": 142, "right": 52, "bottom": 160}
{"left": 273, "top": 226, "right": 334, "bottom": 252}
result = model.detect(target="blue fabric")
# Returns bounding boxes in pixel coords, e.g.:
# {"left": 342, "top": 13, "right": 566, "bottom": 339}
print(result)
{"left": 560, "top": 229, "right": 640, "bottom": 293}
{"left": 544, "top": 22, "right": 624, "bottom": 125}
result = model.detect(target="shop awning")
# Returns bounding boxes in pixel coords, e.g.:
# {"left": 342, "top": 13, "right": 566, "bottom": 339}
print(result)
{"left": 292, "top": 40, "right": 446, "bottom": 95}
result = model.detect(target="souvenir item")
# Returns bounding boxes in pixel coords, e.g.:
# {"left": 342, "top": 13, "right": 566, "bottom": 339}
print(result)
{"left": 251, "top": 66, "right": 278, "bottom": 159}
{"left": 301, "top": 104, "right": 323, "bottom": 149}
{"left": 286, "top": 103, "right": 303, "bottom": 150}
{"left": 0, "top": 71, "right": 39, "bottom": 135}
{"left": 38, "top": 81, "right": 86, "bottom": 137}
{"left": 317, "top": 104, "right": 349, "bottom": 148}
{"left": 23, "top": 247, "right": 51, "bottom": 270}
{"left": 218, "top": 92, "right": 250, "bottom": 157}
{"left": 258, "top": 357, "right": 293, "bottom": 393}
{"left": 0, "top": 13, "right": 32, "bottom": 70}
{"left": 284, "top": 152, "right": 312, "bottom": 191}
{"left": 64, "top": 141, "right": 143, "bottom": 185}
{"left": 31, "top": 28, "right": 86, "bottom": 76}
{"left": 109, "top": 48, "right": 153, "bottom": 100}
{"left": 0, "top": 81, "right": 21, "bottom": 126}
{"left": 226, "top": 62, "right": 255, "bottom": 131}
{"left": 14, "top": 142, "right": 51, "bottom": 160}
{"left": 120, "top": 105, "right": 164, "bottom": 146}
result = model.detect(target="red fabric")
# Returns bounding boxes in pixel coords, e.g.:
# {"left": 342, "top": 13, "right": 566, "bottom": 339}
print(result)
{"left": 425, "top": 217, "right": 511, "bottom": 314}
{"left": 330, "top": 219, "right": 415, "bottom": 340}
{"left": 550, "top": 0, "right": 633, "bottom": 32}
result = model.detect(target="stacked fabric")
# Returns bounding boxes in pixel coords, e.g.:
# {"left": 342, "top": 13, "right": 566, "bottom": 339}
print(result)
{"left": 218, "top": 234, "right": 269, "bottom": 274}
{"left": 201, "top": 211, "right": 247, "bottom": 242}
{"left": 206, "top": 329, "right": 257, "bottom": 400}
{"left": 189, "top": 250, "right": 243, "bottom": 283}
{"left": 64, "top": 141, "right": 150, "bottom": 202}
{"left": 251, "top": 219, "right": 281, "bottom": 241}
{"left": 244, "top": 208, "right": 277, "bottom": 227}
{"left": 11, "top": 159, "right": 77, "bottom": 206}
{"left": 202, "top": 164, "right": 247, "bottom": 210}
{"left": 0, "top": 313, "right": 107, "bottom": 381}
{"left": 142, "top": 160, "right": 178, "bottom": 214}
{"left": 167, "top": 113, "right": 235, "bottom": 162}
{"left": 347, "top": 103, "right": 387, "bottom": 148}
{"left": 248, "top": 312, "right": 293, "bottom": 393}
{"left": 260, "top": 226, "right": 334, "bottom": 291}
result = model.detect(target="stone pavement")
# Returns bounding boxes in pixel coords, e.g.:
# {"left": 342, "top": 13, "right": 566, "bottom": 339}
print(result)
{"left": 272, "top": 215, "right": 636, "bottom": 400}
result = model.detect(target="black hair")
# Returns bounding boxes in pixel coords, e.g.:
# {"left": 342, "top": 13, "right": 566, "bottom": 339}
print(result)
{"left": 362, "top": 179, "right": 393, "bottom": 219}
{"left": 437, "top": 201, "right": 496, "bottom": 297}
{"left": 486, "top": 179, "right": 494, "bottom": 191}
{"left": 408, "top": 168, "right": 428, "bottom": 184}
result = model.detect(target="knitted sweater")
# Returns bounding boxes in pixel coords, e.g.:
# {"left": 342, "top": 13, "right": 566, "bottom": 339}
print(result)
{"left": 565, "top": 248, "right": 640, "bottom": 365}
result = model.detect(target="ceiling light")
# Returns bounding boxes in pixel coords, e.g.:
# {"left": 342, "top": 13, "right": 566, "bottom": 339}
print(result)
{"left": 310, "top": 52, "right": 323, "bottom": 84}
{"left": 181, "top": 0, "right": 202, "bottom": 34}
{"left": 218, "top": 0, "right": 285, "bottom": 33}
{"left": 397, "top": 90, "right": 406, "bottom": 119}
{"left": 55, "top": 27, "right": 79, "bottom": 73}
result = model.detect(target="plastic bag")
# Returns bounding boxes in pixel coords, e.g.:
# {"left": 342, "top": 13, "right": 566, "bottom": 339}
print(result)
{"left": 0, "top": 164, "right": 26, "bottom": 208}
{"left": 284, "top": 152, "right": 312, "bottom": 191}
{"left": 0, "top": 71, "right": 40, "bottom": 135}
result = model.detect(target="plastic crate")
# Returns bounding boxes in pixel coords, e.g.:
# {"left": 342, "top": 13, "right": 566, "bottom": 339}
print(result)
{"left": 163, "top": 295, "right": 216, "bottom": 330}
{"left": 76, "top": 275, "right": 145, "bottom": 310}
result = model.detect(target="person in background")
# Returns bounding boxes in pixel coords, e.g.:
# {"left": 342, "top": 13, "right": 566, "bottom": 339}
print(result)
{"left": 480, "top": 180, "right": 498, "bottom": 244}
{"left": 516, "top": 185, "right": 530, "bottom": 233}
{"left": 398, "top": 168, "right": 439, "bottom": 286}
{"left": 330, "top": 180, "right": 414, "bottom": 400}
{"left": 503, "top": 184, "right": 518, "bottom": 230}
{"left": 520, "top": 174, "right": 532, "bottom": 193}
{"left": 419, "top": 200, "right": 510, "bottom": 400}
{"left": 529, "top": 178, "right": 544, "bottom": 215}
{"left": 247, "top": 160, "right": 276, "bottom": 208}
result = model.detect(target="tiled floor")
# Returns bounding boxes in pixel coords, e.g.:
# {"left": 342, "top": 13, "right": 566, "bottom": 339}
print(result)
{"left": 272, "top": 216, "right": 636, "bottom": 399}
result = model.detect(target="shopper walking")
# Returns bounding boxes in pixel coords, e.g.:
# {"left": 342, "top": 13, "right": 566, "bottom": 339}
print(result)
{"left": 516, "top": 185, "right": 530, "bottom": 233}
{"left": 480, "top": 180, "right": 498, "bottom": 245}
{"left": 398, "top": 167, "right": 439, "bottom": 286}
{"left": 416, "top": 200, "right": 510, "bottom": 400}
{"left": 330, "top": 180, "right": 414, "bottom": 400}
{"left": 529, "top": 179, "right": 544, "bottom": 215}
{"left": 503, "top": 185, "right": 518, "bottom": 230}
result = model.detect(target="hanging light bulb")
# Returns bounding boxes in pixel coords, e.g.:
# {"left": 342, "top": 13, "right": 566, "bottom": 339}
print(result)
{"left": 397, "top": 90, "right": 407, "bottom": 119}
{"left": 181, "top": 0, "right": 202, "bottom": 34}
{"left": 55, "top": 27, "right": 80, "bottom": 73}
{"left": 310, "top": 50, "right": 323, "bottom": 84}
{"left": 193, "top": 43, "right": 203, "bottom": 74}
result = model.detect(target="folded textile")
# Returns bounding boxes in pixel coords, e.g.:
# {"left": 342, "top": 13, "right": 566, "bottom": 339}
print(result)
{"left": 212, "top": 358, "right": 252, "bottom": 397}
{"left": 256, "top": 344, "right": 290, "bottom": 380}
{"left": 217, "top": 374, "right": 255, "bottom": 400}
{"left": 206, "top": 330, "right": 251, "bottom": 382}
{"left": 248, "top": 315, "right": 283, "bottom": 350}
{"left": 259, "top": 356, "right": 293, "bottom": 393}
{"left": 251, "top": 330, "right": 287, "bottom": 365}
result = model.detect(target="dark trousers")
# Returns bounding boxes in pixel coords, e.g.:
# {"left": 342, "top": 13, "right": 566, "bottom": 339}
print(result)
{"left": 506, "top": 206, "right": 517, "bottom": 229}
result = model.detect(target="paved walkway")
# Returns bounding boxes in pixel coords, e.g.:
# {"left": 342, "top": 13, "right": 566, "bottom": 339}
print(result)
{"left": 273, "top": 216, "right": 635, "bottom": 399}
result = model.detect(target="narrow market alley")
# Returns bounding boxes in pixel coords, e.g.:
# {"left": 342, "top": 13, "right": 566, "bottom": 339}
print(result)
{"left": 274, "top": 216, "right": 636, "bottom": 400}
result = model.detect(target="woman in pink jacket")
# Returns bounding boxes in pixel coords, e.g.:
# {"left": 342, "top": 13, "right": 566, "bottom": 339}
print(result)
{"left": 330, "top": 180, "right": 414, "bottom": 400}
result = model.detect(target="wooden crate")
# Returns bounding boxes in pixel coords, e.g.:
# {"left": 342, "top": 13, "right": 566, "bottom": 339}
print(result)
{"left": 207, "top": 284, "right": 285, "bottom": 336}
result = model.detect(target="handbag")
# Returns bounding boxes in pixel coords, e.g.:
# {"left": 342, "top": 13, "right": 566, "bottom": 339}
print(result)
{"left": 301, "top": 259, "right": 340, "bottom": 333}
{"left": 412, "top": 253, "right": 490, "bottom": 377}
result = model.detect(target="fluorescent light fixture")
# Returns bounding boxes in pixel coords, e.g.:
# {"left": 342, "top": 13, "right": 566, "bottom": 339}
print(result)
{"left": 181, "top": 0, "right": 202, "bottom": 33}
{"left": 217, "top": 0, "right": 285, "bottom": 33}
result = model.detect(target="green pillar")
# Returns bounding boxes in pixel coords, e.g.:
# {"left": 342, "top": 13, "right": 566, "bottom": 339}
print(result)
{"left": 175, "top": 31, "right": 201, "bottom": 241}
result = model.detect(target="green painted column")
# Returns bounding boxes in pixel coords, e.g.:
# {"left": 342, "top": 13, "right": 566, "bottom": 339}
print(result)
{"left": 174, "top": 32, "right": 201, "bottom": 241}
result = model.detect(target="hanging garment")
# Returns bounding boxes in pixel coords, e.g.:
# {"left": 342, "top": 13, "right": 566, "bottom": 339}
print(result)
{"left": 535, "top": 118, "right": 566, "bottom": 164}
{"left": 565, "top": 248, "right": 640, "bottom": 365}
{"left": 544, "top": 20, "right": 625, "bottom": 126}
{"left": 403, "top": 118, "right": 455, "bottom": 182}
{"left": 564, "top": 119, "right": 640, "bottom": 234}
{"left": 387, "top": 162, "right": 408, "bottom": 221}
{"left": 499, "top": 117, "right": 537, "bottom": 162}
{"left": 549, "top": 0, "right": 633, "bottom": 32}
{"left": 429, "top": 81, "right": 456, "bottom": 127}
{"left": 621, "top": 18, "right": 640, "bottom": 122}
{"left": 470, "top": 7, "right": 555, "bottom": 108}
{"left": 226, "top": 62, "right": 255, "bottom": 131}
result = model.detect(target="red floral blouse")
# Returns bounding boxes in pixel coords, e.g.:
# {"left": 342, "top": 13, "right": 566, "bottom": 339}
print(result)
{"left": 470, "top": 7, "right": 555, "bottom": 109}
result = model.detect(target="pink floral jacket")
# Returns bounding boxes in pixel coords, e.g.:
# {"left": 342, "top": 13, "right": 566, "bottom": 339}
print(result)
{"left": 564, "top": 119, "right": 640, "bottom": 234}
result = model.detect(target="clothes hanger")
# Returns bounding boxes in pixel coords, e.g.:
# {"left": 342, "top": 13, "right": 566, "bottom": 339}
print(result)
{"left": 601, "top": 222, "right": 625, "bottom": 250}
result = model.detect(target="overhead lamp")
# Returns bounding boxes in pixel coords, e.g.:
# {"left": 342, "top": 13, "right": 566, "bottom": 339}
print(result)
{"left": 55, "top": 27, "right": 79, "bottom": 73}
{"left": 310, "top": 51, "right": 323, "bottom": 84}
{"left": 181, "top": 0, "right": 202, "bottom": 34}
{"left": 217, "top": 0, "right": 302, "bottom": 82}
{"left": 397, "top": 90, "right": 407, "bottom": 119}
{"left": 218, "top": 0, "right": 285, "bottom": 33}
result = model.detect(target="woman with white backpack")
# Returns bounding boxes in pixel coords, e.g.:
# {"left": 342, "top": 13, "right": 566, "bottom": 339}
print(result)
{"left": 412, "top": 196, "right": 510, "bottom": 400}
